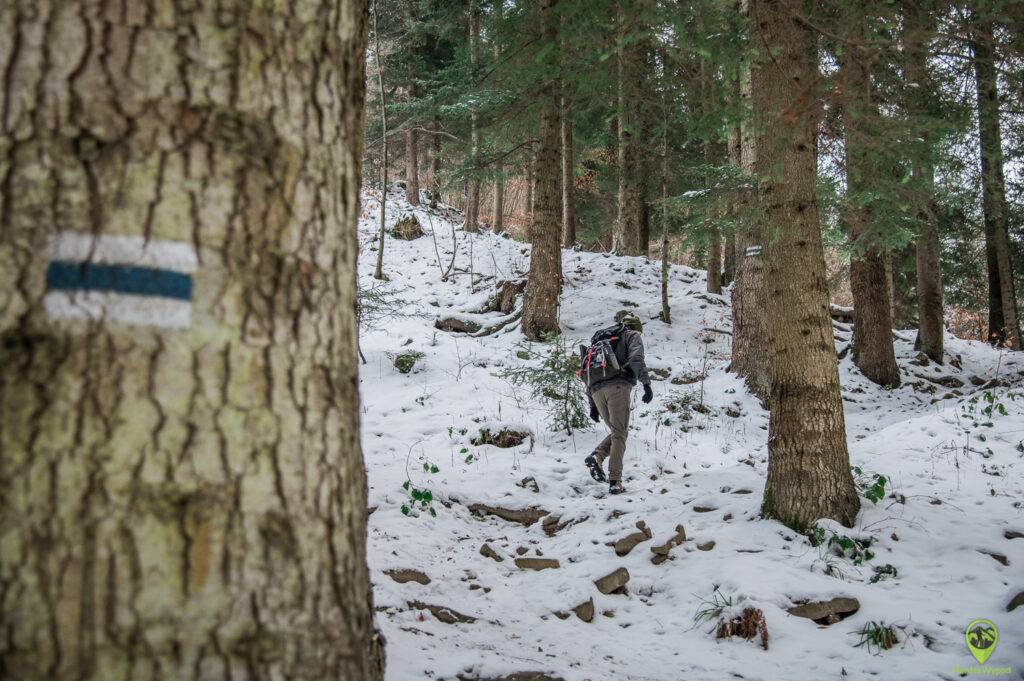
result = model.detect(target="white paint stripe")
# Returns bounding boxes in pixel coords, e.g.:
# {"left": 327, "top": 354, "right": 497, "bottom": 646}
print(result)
{"left": 48, "top": 232, "right": 198, "bottom": 273}
{"left": 44, "top": 291, "right": 192, "bottom": 329}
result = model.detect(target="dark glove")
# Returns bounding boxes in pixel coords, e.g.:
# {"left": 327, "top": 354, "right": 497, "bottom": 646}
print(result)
{"left": 589, "top": 397, "right": 600, "bottom": 422}
{"left": 642, "top": 384, "right": 654, "bottom": 404}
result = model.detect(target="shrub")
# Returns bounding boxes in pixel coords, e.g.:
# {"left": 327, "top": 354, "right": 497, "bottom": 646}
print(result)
{"left": 498, "top": 333, "right": 590, "bottom": 435}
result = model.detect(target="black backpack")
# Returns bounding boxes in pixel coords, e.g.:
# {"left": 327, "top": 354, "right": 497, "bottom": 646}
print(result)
{"left": 577, "top": 324, "right": 628, "bottom": 387}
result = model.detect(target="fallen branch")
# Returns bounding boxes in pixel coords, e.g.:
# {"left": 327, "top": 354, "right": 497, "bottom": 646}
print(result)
{"left": 472, "top": 309, "right": 523, "bottom": 337}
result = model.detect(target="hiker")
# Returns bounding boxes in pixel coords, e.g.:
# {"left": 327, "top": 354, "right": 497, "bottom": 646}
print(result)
{"left": 580, "top": 313, "right": 653, "bottom": 494}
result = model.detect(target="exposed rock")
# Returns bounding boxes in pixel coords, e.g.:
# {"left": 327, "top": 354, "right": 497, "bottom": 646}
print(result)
{"left": 612, "top": 521, "right": 653, "bottom": 556}
{"left": 408, "top": 600, "right": 476, "bottom": 624}
{"left": 649, "top": 368, "right": 671, "bottom": 380}
{"left": 573, "top": 598, "right": 595, "bottom": 623}
{"left": 913, "top": 373, "right": 964, "bottom": 388}
{"left": 468, "top": 503, "right": 548, "bottom": 526}
{"left": 457, "top": 673, "right": 565, "bottom": 681}
{"left": 389, "top": 214, "right": 425, "bottom": 240}
{"left": 517, "top": 476, "right": 540, "bottom": 493}
{"left": 471, "top": 427, "right": 530, "bottom": 448}
{"left": 693, "top": 505, "right": 716, "bottom": 513}
{"left": 594, "top": 567, "right": 630, "bottom": 595}
{"left": 515, "top": 557, "right": 560, "bottom": 571}
{"left": 386, "top": 569, "right": 430, "bottom": 585}
{"left": 1005, "top": 530, "right": 1023, "bottom": 540}
{"left": 651, "top": 525, "right": 687, "bottom": 560}
{"left": 541, "top": 514, "right": 588, "bottom": 537}
{"left": 732, "top": 489, "right": 753, "bottom": 495}
{"left": 1008, "top": 591, "right": 1024, "bottom": 612}
{"left": 515, "top": 546, "right": 529, "bottom": 556}
{"left": 830, "top": 304, "right": 854, "bottom": 323}
{"left": 979, "top": 550, "right": 1009, "bottom": 566}
{"left": 435, "top": 317, "right": 482, "bottom": 334}
{"left": 479, "top": 543, "right": 504, "bottom": 562}
{"left": 910, "top": 352, "right": 930, "bottom": 367}
{"left": 697, "top": 541, "right": 716, "bottom": 551}
{"left": 787, "top": 597, "right": 860, "bottom": 625}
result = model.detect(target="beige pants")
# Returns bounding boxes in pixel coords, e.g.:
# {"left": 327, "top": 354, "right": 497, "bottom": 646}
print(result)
{"left": 592, "top": 382, "right": 631, "bottom": 482}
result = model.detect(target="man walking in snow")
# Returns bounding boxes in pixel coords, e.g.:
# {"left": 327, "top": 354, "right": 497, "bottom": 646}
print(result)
{"left": 583, "top": 313, "right": 653, "bottom": 494}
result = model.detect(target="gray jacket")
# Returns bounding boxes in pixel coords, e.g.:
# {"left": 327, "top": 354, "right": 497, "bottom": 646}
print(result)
{"left": 587, "top": 328, "right": 651, "bottom": 396}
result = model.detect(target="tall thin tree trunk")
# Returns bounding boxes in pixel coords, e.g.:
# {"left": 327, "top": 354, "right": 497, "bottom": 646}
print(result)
{"left": 729, "top": 36, "right": 770, "bottom": 403}
{"left": 0, "top": 1, "right": 385, "bottom": 679}
{"left": 561, "top": 89, "right": 576, "bottom": 245}
{"left": 465, "top": 0, "right": 482, "bottom": 233}
{"left": 841, "top": 9, "right": 900, "bottom": 387}
{"left": 972, "top": 12, "right": 1020, "bottom": 348}
{"left": 702, "top": 59, "right": 723, "bottom": 294}
{"left": 752, "top": 0, "right": 859, "bottom": 530}
{"left": 525, "top": 154, "right": 535, "bottom": 223}
{"left": 523, "top": 0, "right": 563, "bottom": 340}
{"left": 660, "top": 121, "right": 672, "bottom": 324}
{"left": 430, "top": 119, "right": 442, "bottom": 209}
{"left": 374, "top": 0, "right": 389, "bottom": 280}
{"left": 612, "top": 0, "right": 645, "bottom": 255}
{"left": 905, "top": 3, "right": 943, "bottom": 363}
{"left": 404, "top": 0, "right": 420, "bottom": 205}
{"left": 492, "top": 0, "right": 505, "bottom": 234}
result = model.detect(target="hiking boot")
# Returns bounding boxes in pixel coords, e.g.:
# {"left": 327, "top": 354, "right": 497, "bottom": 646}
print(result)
{"left": 609, "top": 481, "right": 625, "bottom": 495}
{"left": 584, "top": 454, "right": 606, "bottom": 482}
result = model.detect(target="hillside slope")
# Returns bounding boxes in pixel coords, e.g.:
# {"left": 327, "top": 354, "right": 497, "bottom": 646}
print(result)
{"left": 358, "top": 188, "right": 1024, "bottom": 681}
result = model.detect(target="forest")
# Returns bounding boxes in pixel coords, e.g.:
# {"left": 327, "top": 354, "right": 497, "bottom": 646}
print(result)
{"left": 0, "top": 0, "right": 1023, "bottom": 680}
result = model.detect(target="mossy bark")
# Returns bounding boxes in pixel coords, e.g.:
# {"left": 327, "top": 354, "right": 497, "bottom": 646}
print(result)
{"left": 0, "top": 1, "right": 384, "bottom": 679}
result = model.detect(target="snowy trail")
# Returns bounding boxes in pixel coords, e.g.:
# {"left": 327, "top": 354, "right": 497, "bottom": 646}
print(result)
{"left": 359, "top": 189, "right": 1024, "bottom": 681}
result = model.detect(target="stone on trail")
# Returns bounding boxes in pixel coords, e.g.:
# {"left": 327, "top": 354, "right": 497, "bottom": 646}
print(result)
{"left": 786, "top": 597, "right": 860, "bottom": 625}
{"left": 572, "top": 598, "right": 595, "bottom": 623}
{"left": 480, "top": 543, "right": 504, "bottom": 562}
{"left": 979, "top": 550, "right": 1009, "bottom": 566}
{"left": 515, "top": 557, "right": 560, "bottom": 571}
{"left": 1004, "top": 529, "right": 1023, "bottom": 540}
{"left": 612, "top": 520, "right": 653, "bottom": 556}
{"left": 385, "top": 568, "right": 431, "bottom": 585}
{"left": 594, "top": 567, "right": 630, "bottom": 595}
{"left": 457, "top": 673, "right": 565, "bottom": 681}
{"left": 435, "top": 317, "right": 483, "bottom": 334}
{"left": 468, "top": 503, "right": 548, "bottom": 526}
{"left": 697, "top": 540, "right": 716, "bottom": 551}
{"left": 408, "top": 600, "right": 476, "bottom": 624}
{"left": 1007, "top": 591, "right": 1024, "bottom": 612}
{"left": 650, "top": 525, "right": 687, "bottom": 564}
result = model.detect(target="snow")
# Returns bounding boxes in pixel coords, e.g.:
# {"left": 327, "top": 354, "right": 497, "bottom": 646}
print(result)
{"left": 358, "top": 188, "right": 1024, "bottom": 680}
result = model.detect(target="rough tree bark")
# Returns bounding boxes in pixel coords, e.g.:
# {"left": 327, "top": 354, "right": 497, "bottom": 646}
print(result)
{"left": 703, "top": 59, "right": 723, "bottom": 295}
{"left": 492, "top": 0, "right": 505, "bottom": 234}
{"left": 660, "top": 123, "right": 672, "bottom": 325}
{"left": 465, "top": 0, "right": 482, "bottom": 233}
{"left": 729, "top": 35, "right": 770, "bottom": 403}
{"left": 971, "top": 12, "right": 1019, "bottom": 348}
{"left": 612, "top": 0, "right": 645, "bottom": 256}
{"left": 904, "top": 3, "right": 944, "bottom": 363}
{"left": 0, "top": 1, "right": 384, "bottom": 680}
{"left": 522, "top": 0, "right": 563, "bottom": 340}
{"left": 374, "top": 0, "right": 389, "bottom": 280}
{"left": 430, "top": 119, "right": 442, "bottom": 209}
{"left": 752, "top": 0, "right": 860, "bottom": 530}
{"left": 561, "top": 88, "right": 576, "bottom": 246}
{"left": 404, "top": 0, "right": 420, "bottom": 206}
{"left": 841, "top": 8, "right": 900, "bottom": 387}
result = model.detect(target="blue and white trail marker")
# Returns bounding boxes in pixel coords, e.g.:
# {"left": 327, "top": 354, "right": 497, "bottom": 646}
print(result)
{"left": 44, "top": 232, "right": 198, "bottom": 329}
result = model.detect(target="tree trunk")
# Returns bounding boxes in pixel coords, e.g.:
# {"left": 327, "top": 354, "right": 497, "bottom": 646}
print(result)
{"left": 0, "top": 1, "right": 385, "bottom": 679}
{"left": 525, "top": 153, "right": 535, "bottom": 223}
{"left": 465, "top": 0, "right": 482, "bottom": 233}
{"left": 404, "top": 0, "right": 420, "bottom": 206}
{"left": 612, "top": 0, "right": 645, "bottom": 256}
{"left": 904, "top": 4, "right": 944, "bottom": 362}
{"left": 972, "top": 13, "right": 1020, "bottom": 348}
{"left": 660, "top": 123, "right": 672, "bottom": 324}
{"left": 374, "top": 0, "right": 389, "bottom": 280}
{"left": 752, "top": 0, "right": 859, "bottom": 531}
{"left": 491, "top": 0, "right": 505, "bottom": 234}
{"left": 841, "top": 7, "right": 901, "bottom": 387}
{"left": 729, "top": 41, "right": 770, "bottom": 403}
{"left": 522, "top": 0, "right": 563, "bottom": 340}
{"left": 561, "top": 90, "right": 576, "bottom": 246}
{"left": 430, "top": 119, "right": 442, "bottom": 209}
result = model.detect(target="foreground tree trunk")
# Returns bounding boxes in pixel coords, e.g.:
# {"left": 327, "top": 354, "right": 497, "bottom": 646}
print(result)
{"left": 841, "top": 9, "right": 900, "bottom": 387}
{"left": 612, "top": 0, "right": 645, "bottom": 256}
{"left": 561, "top": 89, "right": 576, "bottom": 246}
{"left": 730, "top": 52, "right": 770, "bottom": 403}
{"left": 972, "top": 13, "right": 1020, "bottom": 348}
{"left": 465, "top": 0, "right": 482, "bottom": 232}
{"left": 523, "top": 0, "right": 563, "bottom": 340}
{"left": 0, "top": 1, "right": 384, "bottom": 679}
{"left": 752, "top": 0, "right": 859, "bottom": 530}
{"left": 904, "top": 3, "right": 944, "bottom": 362}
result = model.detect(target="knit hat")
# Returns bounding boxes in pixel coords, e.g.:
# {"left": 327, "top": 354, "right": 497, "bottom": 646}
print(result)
{"left": 619, "top": 313, "right": 643, "bottom": 333}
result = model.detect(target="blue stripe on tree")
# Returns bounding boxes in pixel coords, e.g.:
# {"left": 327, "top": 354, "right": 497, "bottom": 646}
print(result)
{"left": 46, "top": 261, "right": 193, "bottom": 301}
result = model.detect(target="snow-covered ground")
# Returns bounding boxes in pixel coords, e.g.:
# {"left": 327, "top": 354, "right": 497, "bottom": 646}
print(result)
{"left": 358, "top": 188, "right": 1024, "bottom": 681}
